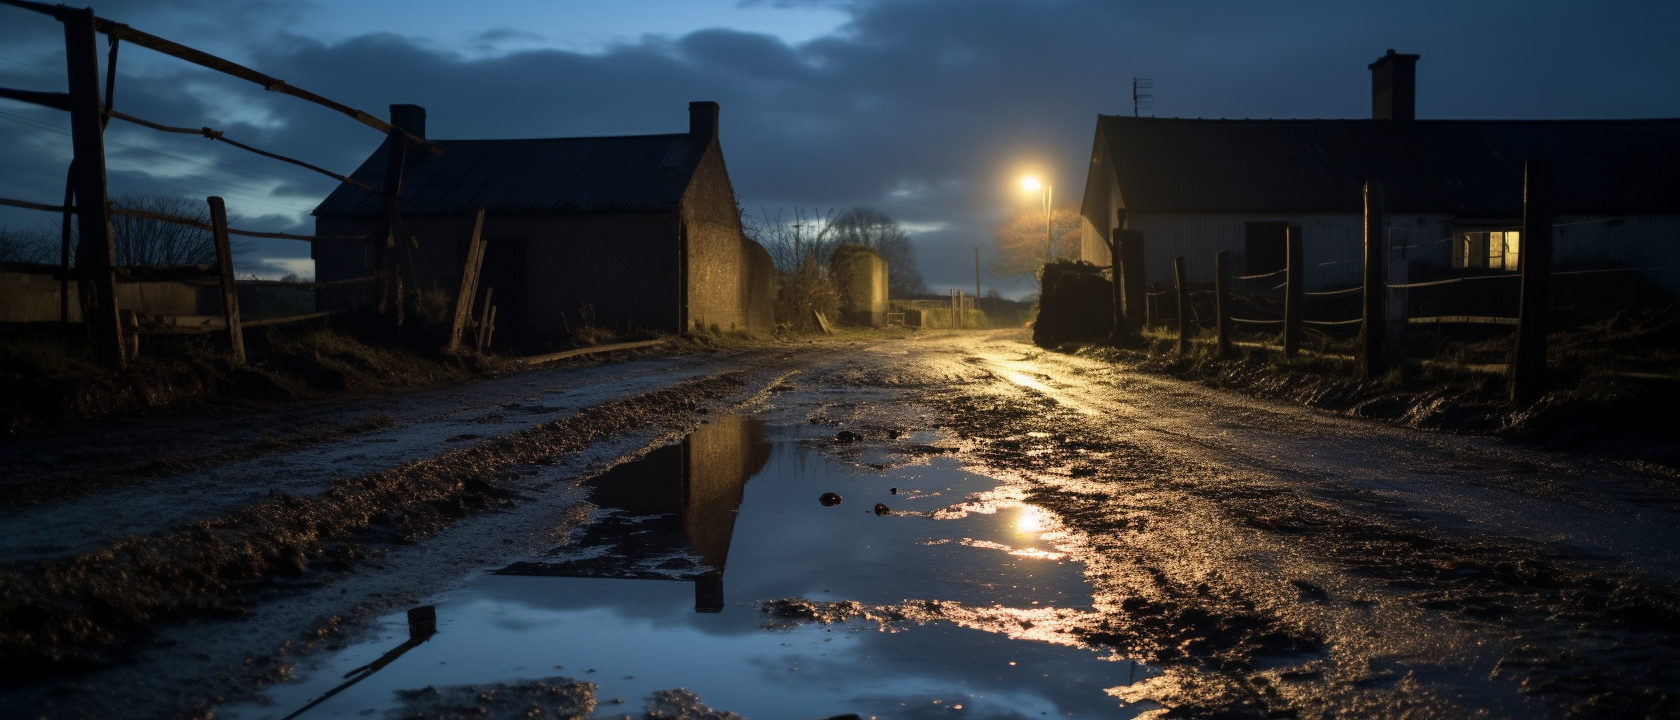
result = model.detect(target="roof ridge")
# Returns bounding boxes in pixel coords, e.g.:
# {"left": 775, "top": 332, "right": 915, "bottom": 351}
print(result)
{"left": 1098, "top": 115, "right": 1680, "bottom": 124}
{"left": 422, "top": 132, "right": 692, "bottom": 143}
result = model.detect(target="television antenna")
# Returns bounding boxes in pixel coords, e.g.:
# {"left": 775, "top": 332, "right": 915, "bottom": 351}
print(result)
{"left": 1132, "top": 78, "right": 1154, "bottom": 117}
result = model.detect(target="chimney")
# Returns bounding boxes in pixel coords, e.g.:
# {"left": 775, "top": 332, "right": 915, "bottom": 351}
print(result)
{"left": 689, "top": 101, "right": 719, "bottom": 145}
{"left": 1369, "top": 49, "right": 1419, "bottom": 121}
{"left": 389, "top": 103, "right": 426, "bottom": 140}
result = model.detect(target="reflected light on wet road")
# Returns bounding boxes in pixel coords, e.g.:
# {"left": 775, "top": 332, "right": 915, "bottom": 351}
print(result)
{"left": 221, "top": 420, "right": 1147, "bottom": 719}
{"left": 1017, "top": 505, "right": 1048, "bottom": 534}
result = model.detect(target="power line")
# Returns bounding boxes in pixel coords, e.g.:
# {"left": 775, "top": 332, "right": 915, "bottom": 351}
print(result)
{"left": 0, "top": 52, "right": 62, "bottom": 75}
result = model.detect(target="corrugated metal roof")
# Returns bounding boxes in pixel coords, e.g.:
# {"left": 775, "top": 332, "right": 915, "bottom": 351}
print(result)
{"left": 1097, "top": 117, "right": 1680, "bottom": 214}
{"left": 312, "top": 133, "right": 705, "bottom": 216}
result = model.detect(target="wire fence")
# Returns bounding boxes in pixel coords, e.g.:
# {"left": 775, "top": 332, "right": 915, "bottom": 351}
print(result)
{"left": 1124, "top": 171, "right": 1668, "bottom": 399}
{"left": 0, "top": 0, "right": 502, "bottom": 364}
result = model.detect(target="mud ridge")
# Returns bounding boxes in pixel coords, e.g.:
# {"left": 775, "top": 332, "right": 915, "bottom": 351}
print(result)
{"left": 0, "top": 413, "right": 401, "bottom": 511}
{"left": 0, "top": 372, "right": 748, "bottom": 676}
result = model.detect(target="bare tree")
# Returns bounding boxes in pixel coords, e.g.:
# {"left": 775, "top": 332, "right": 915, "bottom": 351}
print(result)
{"left": 829, "top": 206, "right": 926, "bottom": 297}
{"left": 109, "top": 193, "right": 231, "bottom": 267}
{"left": 0, "top": 226, "right": 59, "bottom": 265}
{"left": 745, "top": 206, "right": 840, "bottom": 273}
{"left": 992, "top": 206, "right": 1082, "bottom": 287}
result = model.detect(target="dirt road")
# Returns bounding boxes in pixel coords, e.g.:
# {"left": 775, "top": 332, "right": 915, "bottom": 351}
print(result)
{"left": 3, "top": 330, "right": 1677, "bottom": 719}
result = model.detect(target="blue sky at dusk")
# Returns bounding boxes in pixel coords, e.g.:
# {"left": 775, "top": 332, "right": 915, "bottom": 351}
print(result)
{"left": 2, "top": 0, "right": 1676, "bottom": 296}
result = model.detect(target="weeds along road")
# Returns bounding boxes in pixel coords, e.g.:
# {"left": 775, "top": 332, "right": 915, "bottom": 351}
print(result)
{"left": 3, "top": 329, "right": 1678, "bottom": 719}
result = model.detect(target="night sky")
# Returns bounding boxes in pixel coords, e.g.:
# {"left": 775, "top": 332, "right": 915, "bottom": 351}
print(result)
{"left": 2, "top": 0, "right": 1676, "bottom": 298}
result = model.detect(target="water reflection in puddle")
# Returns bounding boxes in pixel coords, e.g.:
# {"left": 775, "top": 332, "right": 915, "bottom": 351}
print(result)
{"left": 225, "top": 418, "right": 1144, "bottom": 719}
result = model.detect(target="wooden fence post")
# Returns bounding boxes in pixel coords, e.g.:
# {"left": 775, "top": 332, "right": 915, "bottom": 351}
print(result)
{"left": 1511, "top": 160, "right": 1552, "bottom": 403}
{"left": 475, "top": 286, "right": 494, "bottom": 353}
{"left": 208, "top": 196, "right": 245, "bottom": 364}
{"left": 1107, "top": 228, "right": 1124, "bottom": 342}
{"left": 1174, "top": 255, "right": 1189, "bottom": 355}
{"left": 1215, "top": 249, "right": 1232, "bottom": 358}
{"left": 447, "top": 206, "right": 487, "bottom": 351}
{"left": 64, "top": 7, "right": 125, "bottom": 368}
{"left": 1122, "top": 230, "right": 1146, "bottom": 334}
{"left": 1283, "top": 225, "right": 1304, "bottom": 359}
{"left": 60, "top": 161, "right": 75, "bottom": 325}
{"left": 1360, "top": 180, "right": 1386, "bottom": 381}
{"left": 380, "top": 130, "right": 419, "bottom": 325}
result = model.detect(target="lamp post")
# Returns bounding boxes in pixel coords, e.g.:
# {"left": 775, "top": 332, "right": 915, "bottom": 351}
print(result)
{"left": 1021, "top": 176, "right": 1052, "bottom": 265}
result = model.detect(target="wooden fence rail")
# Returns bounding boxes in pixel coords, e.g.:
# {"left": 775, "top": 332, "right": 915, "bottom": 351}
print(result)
{"left": 1162, "top": 161, "right": 1634, "bottom": 402}
{"left": 0, "top": 0, "right": 470, "bottom": 367}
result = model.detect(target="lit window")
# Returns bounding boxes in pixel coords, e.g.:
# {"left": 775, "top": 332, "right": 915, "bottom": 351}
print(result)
{"left": 1453, "top": 230, "right": 1521, "bottom": 271}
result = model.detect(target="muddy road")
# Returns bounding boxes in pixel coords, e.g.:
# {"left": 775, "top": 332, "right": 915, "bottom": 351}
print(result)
{"left": 2, "top": 330, "right": 1678, "bottom": 719}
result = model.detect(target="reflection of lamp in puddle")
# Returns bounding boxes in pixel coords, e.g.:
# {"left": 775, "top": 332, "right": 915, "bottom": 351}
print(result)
{"left": 1016, "top": 506, "right": 1047, "bottom": 534}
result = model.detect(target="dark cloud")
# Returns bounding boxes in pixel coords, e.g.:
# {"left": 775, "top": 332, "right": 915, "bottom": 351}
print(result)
{"left": 3, "top": 0, "right": 1676, "bottom": 291}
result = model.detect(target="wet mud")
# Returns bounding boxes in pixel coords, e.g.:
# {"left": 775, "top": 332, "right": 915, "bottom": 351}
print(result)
{"left": 0, "top": 373, "right": 747, "bottom": 675}
{"left": 4, "top": 330, "right": 1678, "bottom": 719}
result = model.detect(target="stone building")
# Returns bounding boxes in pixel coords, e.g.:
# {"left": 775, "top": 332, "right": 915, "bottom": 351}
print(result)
{"left": 312, "top": 102, "right": 775, "bottom": 341}
{"left": 830, "top": 244, "right": 887, "bottom": 327}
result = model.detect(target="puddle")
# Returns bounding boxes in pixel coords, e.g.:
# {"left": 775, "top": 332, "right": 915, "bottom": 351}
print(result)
{"left": 222, "top": 417, "right": 1146, "bottom": 719}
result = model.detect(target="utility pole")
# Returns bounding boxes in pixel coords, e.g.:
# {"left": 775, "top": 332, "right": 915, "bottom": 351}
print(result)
{"left": 1044, "top": 183, "right": 1053, "bottom": 265}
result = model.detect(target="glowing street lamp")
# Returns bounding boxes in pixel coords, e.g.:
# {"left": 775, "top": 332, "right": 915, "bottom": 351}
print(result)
{"left": 1021, "top": 175, "right": 1052, "bottom": 264}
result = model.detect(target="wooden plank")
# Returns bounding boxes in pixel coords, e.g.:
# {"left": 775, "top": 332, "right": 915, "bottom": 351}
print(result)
{"left": 127, "top": 310, "right": 341, "bottom": 333}
{"left": 0, "top": 85, "right": 70, "bottom": 110}
{"left": 447, "top": 206, "right": 487, "bottom": 351}
{"left": 476, "top": 287, "right": 494, "bottom": 352}
{"left": 244, "top": 310, "right": 340, "bottom": 328}
{"left": 208, "top": 196, "right": 245, "bottom": 364}
{"left": 1407, "top": 316, "right": 1519, "bottom": 326}
{"left": 64, "top": 7, "right": 125, "bottom": 368}
{"left": 60, "top": 161, "right": 73, "bottom": 324}
{"left": 519, "top": 339, "right": 669, "bottom": 366}
{"left": 379, "top": 130, "right": 421, "bottom": 323}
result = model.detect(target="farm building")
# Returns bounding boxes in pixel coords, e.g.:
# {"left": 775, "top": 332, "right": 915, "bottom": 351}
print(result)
{"left": 312, "top": 101, "right": 774, "bottom": 341}
{"left": 1079, "top": 50, "right": 1680, "bottom": 297}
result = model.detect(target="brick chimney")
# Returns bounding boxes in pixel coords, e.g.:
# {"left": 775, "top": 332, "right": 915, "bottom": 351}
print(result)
{"left": 689, "top": 101, "right": 719, "bottom": 146}
{"left": 390, "top": 103, "right": 426, "bottom": 140}
{"left": 1369, "top": 49, "right": 1419, "bottom": 121}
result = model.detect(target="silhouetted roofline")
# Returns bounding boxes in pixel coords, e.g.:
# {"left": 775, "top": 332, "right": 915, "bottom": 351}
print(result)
{"left": 1088, "top": 115, "right": 1680, "bottom": 215}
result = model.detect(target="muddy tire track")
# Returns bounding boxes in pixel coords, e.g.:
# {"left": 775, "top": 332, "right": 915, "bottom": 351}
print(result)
{"left": 902, "top": 340, "right": 1680, "bottom": 719}
{"left": 0, "top": 372, "right": 751, "bottom": 676}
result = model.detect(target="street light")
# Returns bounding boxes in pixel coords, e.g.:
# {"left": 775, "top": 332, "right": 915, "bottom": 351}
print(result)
{"left": 1021, "top": 176, "right": 1052, "bottom": 265}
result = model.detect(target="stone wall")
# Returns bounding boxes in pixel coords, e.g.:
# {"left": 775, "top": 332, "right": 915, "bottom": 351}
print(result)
{"left": 0, "top": 267, "right": 199, "bottom": 322}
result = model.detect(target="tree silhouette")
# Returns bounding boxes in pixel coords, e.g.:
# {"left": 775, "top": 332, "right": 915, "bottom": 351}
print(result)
{"left": 991, "top": 206, "right": 1081, "bottom": 287}
{"left": 829, "top": 206, "right": 926, "bottom": 297}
